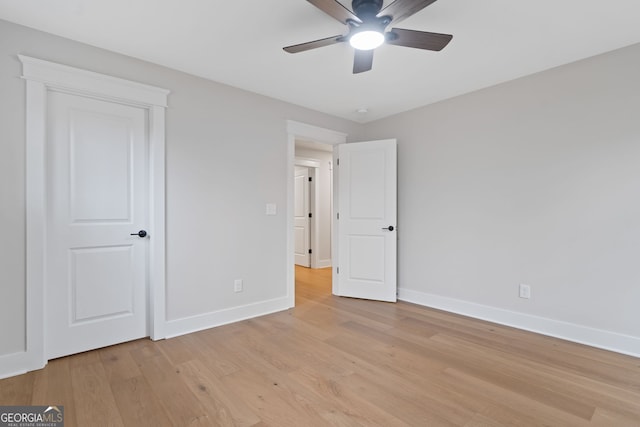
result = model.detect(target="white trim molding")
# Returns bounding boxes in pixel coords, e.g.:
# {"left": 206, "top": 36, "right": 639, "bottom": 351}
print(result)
{"left": 295, "top": 157, "right": 321, "bottom": 169}
{"left": 164, "top": 297, "right": 291, "bottom": 339}
{"left": 399, "top": 288, "right": 640, "bottom": 358}
{"left": 6, "top": 55, "right": 170, "bottom": 379}
{"left": 0, "top": 352, "right": 32, "bottom": 380}
{"left": 316, "top": 259, "right": 332, "bottom": 269}
{"left": 19, "top": 55, "right": 168, "bottom": 107}
{"left": 287, "top": 121, "right": 347, "bottom": 146}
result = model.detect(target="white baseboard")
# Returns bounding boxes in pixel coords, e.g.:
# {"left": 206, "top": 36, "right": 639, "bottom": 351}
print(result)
{"left": 164, "top": 296, "right": 292, "bottom": 339}
{"left": 0, "top": 351, "right": 30, "bottom": 380}
{"left": 398, "top": 288, "right": 640, "bottom": 358}
{"left": 315, "top": 259, "right": 332, "bottom": 269}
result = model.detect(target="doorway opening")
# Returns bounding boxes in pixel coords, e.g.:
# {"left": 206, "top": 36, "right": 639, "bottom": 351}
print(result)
{"left": 286, "top": 121, "right": 398, "bottom": 307}
{"left": 286, "top": 121, "right": 346, "bottom": 307}
{"left": 294, "top": 139, "right": 334, "bottom": 298}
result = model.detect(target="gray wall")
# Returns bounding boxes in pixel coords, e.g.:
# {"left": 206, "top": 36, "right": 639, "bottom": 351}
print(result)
{"left": 0, "top": 19, "right": 364, "bottom": 357}
{"left": 365, "top": 43, "right": 640, "bottom": 346}
{"left": 2, "top": 17, "right": 639, "bottom": 360}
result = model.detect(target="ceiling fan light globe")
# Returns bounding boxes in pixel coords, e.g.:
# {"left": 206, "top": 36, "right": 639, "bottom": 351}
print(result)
{"left": 350, "top": 30, "right": 385, "bottom": 50}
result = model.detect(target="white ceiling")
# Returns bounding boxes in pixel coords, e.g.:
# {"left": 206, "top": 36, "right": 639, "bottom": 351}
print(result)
{"left": 1, "top": 0, "right": 640, "bottom": 123}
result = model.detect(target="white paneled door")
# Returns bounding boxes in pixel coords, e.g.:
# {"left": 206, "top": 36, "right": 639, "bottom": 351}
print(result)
{"left": 46, "top": 91, "right": 149, "bottom": 359}
{"left": 337, "top": 140, "right": 397, "bottom": 302}
{"left": 294, "top": 166, "right": 311, "bottom": 267}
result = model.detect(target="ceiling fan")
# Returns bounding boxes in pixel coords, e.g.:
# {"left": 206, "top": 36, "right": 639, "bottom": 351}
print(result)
{"left": 283, "top": 0, "right": 453, "bottom": 74}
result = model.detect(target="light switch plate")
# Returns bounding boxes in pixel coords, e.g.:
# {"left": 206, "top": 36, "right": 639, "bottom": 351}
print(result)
{"left": 265, "top": 203, "right": 277, "bottom": 215}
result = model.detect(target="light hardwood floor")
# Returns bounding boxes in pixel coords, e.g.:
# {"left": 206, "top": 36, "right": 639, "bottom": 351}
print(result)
{"left": 1, "top": 266, "right": 639, "bottom": 426}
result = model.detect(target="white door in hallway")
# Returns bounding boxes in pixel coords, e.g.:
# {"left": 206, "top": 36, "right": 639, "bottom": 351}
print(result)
{"left": 294, "top": 166, "right": 311, "bottom": 267}
{"left": 46, "top": 91, "right": 149, "bottom": 359}
{"left": 337, "top": 139, "right": 397, "bottom": 302}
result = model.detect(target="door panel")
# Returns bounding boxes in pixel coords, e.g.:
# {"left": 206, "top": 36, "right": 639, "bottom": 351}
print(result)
{"left": 70, "top": 246, "right": 134, "bottom": 323}
{"left": 348, "top": 235, "right": 385, "bottom": 282}
{"left": 337, "top": 140, "right": 397, "bottom": 302}
{"left": 294, "top": 166, "right": 311, "bottom": 267}
{"left": 70, "top": 110, "right": 133, "bottom": 222}
{"left": 46, "top": 91, "right": 148, "bottom": 359}
{"left": 349, "top": 149, "right": 386, "bottom": 219}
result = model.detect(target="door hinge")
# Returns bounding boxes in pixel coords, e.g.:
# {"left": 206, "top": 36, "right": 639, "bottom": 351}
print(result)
{"left": 308, "top": 176, "right": 312, "bottom": 182}
{"left": 308, "top": 249, "right": 312, "bottom": 254}
{"left": 337, "top": 212, "right": 339, "bottom": 220}
{"left": 337, "top": 158, "right": 339, "bottom": 166}
{"left": 337, "top": 267, "right": 339, "bottom": 274}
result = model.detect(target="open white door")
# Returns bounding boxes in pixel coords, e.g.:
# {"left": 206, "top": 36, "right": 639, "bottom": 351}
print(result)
{"left": 294, "top": 166, "right": 311, "bottom": 267}
{"left": 336, "top": 139, "right": 397, "bottom": 302}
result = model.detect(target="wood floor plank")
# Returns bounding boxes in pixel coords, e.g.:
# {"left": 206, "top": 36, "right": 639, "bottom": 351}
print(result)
{"left": 340, "top": 371, "right": 466, "bottom": 427}
{"left": 177, "top": 359, "right": 262, "bottom": 427}
{"left": 219, "top": 367, "right": 330, "bottom": 427}
{"left": 332, "top": 318, "right": 599, "bottom": 421}
{"left": 99, "top": 342, "right": 142, "bottom": 383}
{"left": 0, "top": 371, "right": 34, "bottom": 404}
{"left": 130, "top": 353, "right": 212, "bottom": 426}
{"left": 1, "top": 265, "right": 639, "bottom": 426}
{"left": 590, "top": 407, "right": 640, "bottom": 427}
{"left": 178, "top": 332, "right": 241, "bottom": 378}
{"left": 418, "top": 313, "right": 640, "bottom": 389}
{"left": 70, "top": 362, "right": 124, "bottom": 427}
{"left": 432, "top": 332, "right": 640, "bottom": 416}
{"left": 287, "top": 366, "right": 411, "bottom": 427}
{"left": 110, "top": 375, "right": 172, "bottom": 427}
{"left": 442, "top": 367, "right": 597, "bottom": 427}
{"left": 31, "top": 358, "right": 78, "bottom": 426}
{"left": 155, "top": 335, "right": 199, "bottom": 366}
{"left": 256, "top": 309, "right": 336, "bottom": 341}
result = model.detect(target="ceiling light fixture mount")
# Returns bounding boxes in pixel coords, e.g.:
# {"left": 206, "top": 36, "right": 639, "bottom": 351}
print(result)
{"left": 347, "top": 0, "right": 390, "bottom": 51}
{"left": 349, "top": 28, "right": 385, "bottom": 50}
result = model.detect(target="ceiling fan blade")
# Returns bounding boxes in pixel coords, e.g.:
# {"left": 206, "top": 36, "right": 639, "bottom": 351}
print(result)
{"left": 307, "top": 0, "right": 362, "bottom": 24}
{"left": 386, "top": 28, "right": 452, "bottom": 51}
{"left": 377, "top": 0, "right": 438, "bottom": 25}
{"left": 283, "top": 35, "right": 345, "bottom": 54}
{"left": 353, "top": 49, "right": 374, "bottom": 74}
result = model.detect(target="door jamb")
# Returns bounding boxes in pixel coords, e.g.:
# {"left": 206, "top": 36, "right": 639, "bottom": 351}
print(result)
{"left": 286, "top": 121, "right": 346, "bottom": 307}
{"left": 20, "top": 55, "right": 169, "bottom": 372}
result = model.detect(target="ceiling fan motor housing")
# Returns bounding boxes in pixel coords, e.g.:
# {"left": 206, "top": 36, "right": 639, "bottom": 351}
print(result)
{"left": 352, "top": 0, "right": 383, "bottom": 20}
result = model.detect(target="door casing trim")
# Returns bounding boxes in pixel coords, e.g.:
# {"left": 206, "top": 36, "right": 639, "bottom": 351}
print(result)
{"left": 20, "top": 55, "right": 169, "bottom": 371}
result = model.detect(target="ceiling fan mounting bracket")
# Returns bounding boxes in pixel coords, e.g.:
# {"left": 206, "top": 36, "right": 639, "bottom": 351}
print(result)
{"left": 346, "top": 15, "right": 390, "bottom": 32}
{"left": 352, "top": 0, "right": 384, "bottom": 19}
